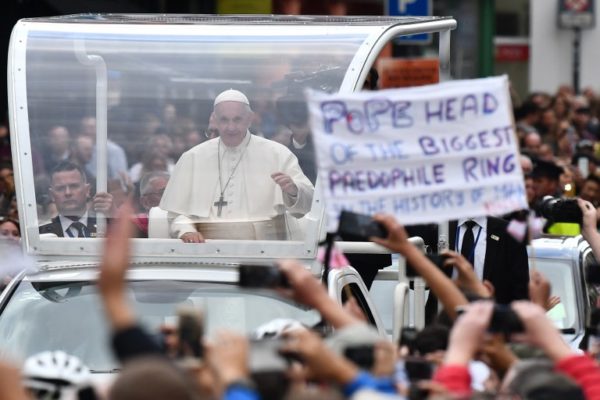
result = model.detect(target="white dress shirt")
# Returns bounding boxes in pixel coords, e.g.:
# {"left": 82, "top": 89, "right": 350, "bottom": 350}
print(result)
{"left": 58, "top": 212, "right": 90, "bottom": 238}
{"left": 455, "top": 216, "right": 487, "bottom": 280}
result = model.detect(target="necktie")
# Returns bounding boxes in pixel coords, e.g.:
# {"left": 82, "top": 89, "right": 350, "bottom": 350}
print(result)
{"left": 69, "top": 221, "right": 87, "bottom": 238}
{"left": 460, "top": 220, "right": 477, "bottom": 265}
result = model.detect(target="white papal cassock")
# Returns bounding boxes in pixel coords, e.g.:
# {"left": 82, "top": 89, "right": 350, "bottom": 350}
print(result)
{"left": 160, "top": 132, "right": 314, "bottom": 239}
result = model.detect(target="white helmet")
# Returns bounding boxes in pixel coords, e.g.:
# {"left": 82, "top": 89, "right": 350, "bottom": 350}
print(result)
{"left": 22, "top": 351, "right": 93, "bottom": 400}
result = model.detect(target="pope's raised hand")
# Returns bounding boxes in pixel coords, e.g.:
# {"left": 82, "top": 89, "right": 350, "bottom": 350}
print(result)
{"left": 271, "top": 172, "right": 298, "bottom": 197}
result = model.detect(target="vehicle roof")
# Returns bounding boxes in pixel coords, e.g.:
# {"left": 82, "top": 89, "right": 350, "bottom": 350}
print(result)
{"left": 25, "top": 14, "right": 453, "bottom": 27}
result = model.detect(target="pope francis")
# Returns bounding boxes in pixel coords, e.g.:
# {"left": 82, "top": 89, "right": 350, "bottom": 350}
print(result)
{"left": 160, "top": 89, "right": 314, "bottom": 242}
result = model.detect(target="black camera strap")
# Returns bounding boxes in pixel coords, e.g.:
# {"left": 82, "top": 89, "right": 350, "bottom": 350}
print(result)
{"left": 320, "top": 233, "right": 336, "bottom": 288}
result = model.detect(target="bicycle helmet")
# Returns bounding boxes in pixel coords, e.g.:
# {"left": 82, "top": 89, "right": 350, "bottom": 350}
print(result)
{"left": 22, "top": 350, "right": 95, "bottom": 400}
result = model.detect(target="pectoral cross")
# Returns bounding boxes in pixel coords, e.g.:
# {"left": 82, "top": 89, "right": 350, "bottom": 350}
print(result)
{"left": 214, "top": 195, "right": 228, "bottom": 217}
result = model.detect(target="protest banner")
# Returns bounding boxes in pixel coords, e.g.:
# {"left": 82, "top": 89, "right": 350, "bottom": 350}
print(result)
{"left": 306, "top": 75, "right": 527, "bottom": 231}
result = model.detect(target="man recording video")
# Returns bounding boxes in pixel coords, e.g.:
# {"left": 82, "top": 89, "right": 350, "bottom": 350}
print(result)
{"left": 529, "top": 158, "right": 581, "bottom": 236}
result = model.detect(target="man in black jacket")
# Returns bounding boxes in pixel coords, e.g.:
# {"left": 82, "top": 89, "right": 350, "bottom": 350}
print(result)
{"left": 448, "top": 216, "right": 529, "bottom": 304}
{"left": 39, "top": 161, "right": 113, "bottom": 238}
{"left": 425, "top": 215, "right": 530, "bottom": 322}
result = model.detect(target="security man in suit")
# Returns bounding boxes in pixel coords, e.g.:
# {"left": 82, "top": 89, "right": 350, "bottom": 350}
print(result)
{"left": 425, "top": 215, "right": 530, "bottom": 322}
{"left": 39, "top": 161, "right": 113, "bottom": 237}
{"left": 449, "top": 216, "right": 529, "bottom": 305}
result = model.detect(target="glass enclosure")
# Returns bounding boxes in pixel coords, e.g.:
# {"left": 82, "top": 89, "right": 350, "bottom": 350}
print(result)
{"left": 24, "top": 25, "right": 365, "bottom": 237}
{"left": 9, "top": 15, "right": 456, "bottom": 259}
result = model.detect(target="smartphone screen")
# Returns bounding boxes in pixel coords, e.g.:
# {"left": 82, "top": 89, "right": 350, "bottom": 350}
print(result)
{"left": 405, "top": 358, "right": 433, "bottom": 381}
{"left": 177, "top": 307, "right": 204, "bottom": 359}
{"left": 337, "top": 210, "right": 387, "bottom": 241}
{"left": 579, "top": 157, "right": 590, "bottom": 178}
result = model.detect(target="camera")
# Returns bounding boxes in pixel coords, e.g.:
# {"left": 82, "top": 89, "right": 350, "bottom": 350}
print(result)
{"left": 398, "top": 326, "right": 419, "bottom": 353}
{"left": 488, "top": 304, "right": 524, "bottom": 334}
{"left": 249, "top": 338, "right": 289, "bottom": 372}
{"left": 249, "top": 338, "right": 292, "bottom": 400}
{"left": 343, "top": 345, "right": 375, "bottom": 370}
{"left": 405, "top": 357, "right": 434, "bottom": 400}
{"left": 405, "top": 357, "right": 434, "bottom": 381}
{"left": 586, "top": 262, "right": 600, "bottom": 285}
{"left": 238, "top": 264, "right": 290, "bottom": 289}
{"left": 539, "top": 196, "right": 582, "bottom": 224}
{"left": 456, "top": 304, "right": 524, "bottom": 334}
{"left": 337, "top": 210, "right": 388, "bottom": 241}
{"left": 177, "top": 306, "right": 204, "bottom": 360}
{"left": 406, "top": 253, "right": 450, "bottom": 278}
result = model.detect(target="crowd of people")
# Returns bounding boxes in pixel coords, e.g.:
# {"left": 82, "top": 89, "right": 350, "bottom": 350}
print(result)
{"left": 1, "top": 82, "right": 599, "bottom": 241}
{"left": 1, "top": 82, "right": 600, "bottom": 398}
{"left": 516, "top": 86, "right": 600, "bottom": 223}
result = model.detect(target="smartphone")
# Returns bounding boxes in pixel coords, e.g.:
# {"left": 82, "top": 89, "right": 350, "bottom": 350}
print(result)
{"left": 337, "top": 210, "right": 388, "bottom": 241}
{"left": 249, "top": 339, "right": 291, "bottom": 400}
{"left": 249, "top": 338, "right": 288, "bottom": 372}
{"left": 578, "top": 157, "right": 590, "bottom": 178}
{"left": 456, "top": 304, "right": 524, "bottom": 334}
{"left": 177, "top": 306, "right": 204, "bottom": 360}
{"left": 406, "top": 253, "right": 449, "bottom": 278}
{"left": 344, "top": 345, "right": 375, "bottom": 370}
{"left": 488, "top": 304, "right": 524, "bottom": 334}
{"left": 239, "top": 264, "right": 289, "bottom": 288}
{"left": 586, "top": 262, "right": 600, "bottom": 285}
{"left": 398, "top": 327, "right": 419, "bottom": 353}
{"left": 404, "top": 357, "right": 434, "bottom": 381}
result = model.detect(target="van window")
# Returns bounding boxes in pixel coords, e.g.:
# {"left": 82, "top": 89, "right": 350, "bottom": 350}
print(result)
{"left": 536, "top": 259, "right": 578, "bottom": 330}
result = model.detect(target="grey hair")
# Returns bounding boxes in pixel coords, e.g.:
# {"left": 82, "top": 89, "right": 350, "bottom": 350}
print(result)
{"left": 139, "top": 171, "right": 170, "bottom": 196}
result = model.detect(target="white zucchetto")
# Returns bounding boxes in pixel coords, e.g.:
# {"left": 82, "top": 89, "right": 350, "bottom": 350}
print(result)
{"left": 213, "top": 89, "right": 250, "bottom": 107}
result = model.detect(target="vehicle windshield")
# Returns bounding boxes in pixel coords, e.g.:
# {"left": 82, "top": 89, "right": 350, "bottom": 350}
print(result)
{"left": 0, "top": 279, "right": 320, "bottom": 370}
{"left": 21, "top": 24, "right": 366, "bottom": 249}
{"left": 536, "top": 259, "right": 579, "bottom": 331}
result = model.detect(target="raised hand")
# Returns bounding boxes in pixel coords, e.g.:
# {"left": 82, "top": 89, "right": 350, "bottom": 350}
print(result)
{"left": 271, "top": 172, "right": 298, "bottom": 197}
{"left": 370, "top": 213, "right": 410, "bottom": 254}
{"left": 442, "top": 250, "right": 491, "bottom": 297}
{"left": 98, "top": 202, "right": 135, "bottom": 329}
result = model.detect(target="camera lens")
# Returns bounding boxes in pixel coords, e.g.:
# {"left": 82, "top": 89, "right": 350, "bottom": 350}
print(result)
{"left": 539, "top": 196, "right": 582, "bottom": 224}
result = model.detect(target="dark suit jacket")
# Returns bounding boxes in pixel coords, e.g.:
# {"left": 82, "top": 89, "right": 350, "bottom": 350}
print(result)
{"left": 449, "top": 216, "right": 529, "bottom": 304}
{"left": 39, "top": 216, "right": 98, "bottom": 238}
{"left": 289, "top": 136, "right": 317, "bottom": 184}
